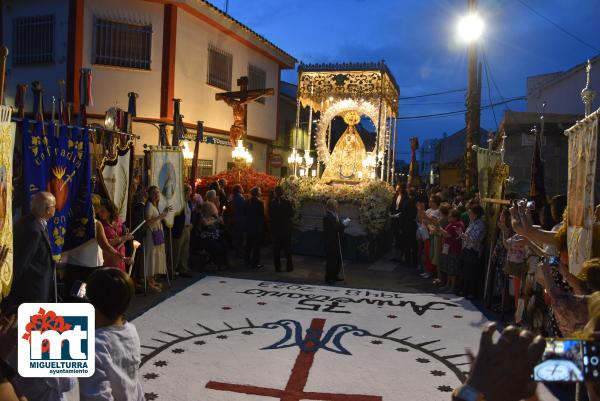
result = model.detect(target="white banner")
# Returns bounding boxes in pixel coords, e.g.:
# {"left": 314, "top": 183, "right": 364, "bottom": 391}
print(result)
{"left": 102, "top": 149, "right": 131, "bottom": 222}
{"left": 148, "top": 149, "right": 184, "bottom": 228}
{"left": 565, "top": 109, "right": 599, "bottom": 275}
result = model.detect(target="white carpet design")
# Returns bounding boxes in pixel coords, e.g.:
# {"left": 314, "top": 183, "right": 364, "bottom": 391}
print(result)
{"left": 133, "top": 277, "right": 489, "bottom": 401}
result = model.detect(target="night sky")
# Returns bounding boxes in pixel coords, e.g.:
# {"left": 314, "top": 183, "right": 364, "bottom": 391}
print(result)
{"left": 221, "top": 0, "right": 599, "bottom": 160}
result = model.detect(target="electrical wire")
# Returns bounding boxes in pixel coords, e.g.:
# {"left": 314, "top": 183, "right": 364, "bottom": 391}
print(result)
{"left": 397, "top": 97, "right": 525, "bottom": 120}
{"left": 481, "top": 48, "right": 499, "bottom": 130}
{"left": 480, "top": 45, "right": 510, "bottom": 113}
{"left": 399, "top": 88, "right": 466, "bottom": 100}
{"left": 517, "top": 0, "right": 600, "bottom": 53}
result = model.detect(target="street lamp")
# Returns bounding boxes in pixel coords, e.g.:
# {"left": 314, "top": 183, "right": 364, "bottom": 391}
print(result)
{"left": 457, "top": 13, "right": 484, "bottom": 43}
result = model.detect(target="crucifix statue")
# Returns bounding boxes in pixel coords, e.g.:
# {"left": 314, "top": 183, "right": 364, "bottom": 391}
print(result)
{"left": 215, "top": 76, "right": 274, "bottom": 147}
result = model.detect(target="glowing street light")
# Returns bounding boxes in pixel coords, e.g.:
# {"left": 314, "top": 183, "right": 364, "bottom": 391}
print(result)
{"left": 457, "top": 13, "right": 484, "bottom": 43}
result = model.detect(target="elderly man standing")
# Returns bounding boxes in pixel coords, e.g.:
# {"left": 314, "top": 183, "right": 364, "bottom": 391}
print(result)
{"left": 323, "top": 199, "right": 350, "bottom": 285}
{"left": 2, "top": 192, "right": 56, "bottom": 312}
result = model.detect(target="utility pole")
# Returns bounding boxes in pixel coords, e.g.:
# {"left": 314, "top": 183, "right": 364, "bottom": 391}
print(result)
{"left": 464, "top": 0, "right": 482, "bottom": 195}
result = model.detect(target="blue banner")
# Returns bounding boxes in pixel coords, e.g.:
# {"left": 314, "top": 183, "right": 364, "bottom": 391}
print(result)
{"left": 22, "top": 121, "right": 95, "bottom": 258}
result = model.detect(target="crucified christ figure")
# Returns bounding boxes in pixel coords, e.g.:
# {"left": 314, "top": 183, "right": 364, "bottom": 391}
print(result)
{"left": 216, "top": 76, "right": 274, "bottom": 147}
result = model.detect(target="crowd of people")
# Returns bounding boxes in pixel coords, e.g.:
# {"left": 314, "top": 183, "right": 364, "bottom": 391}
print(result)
{"left": 390, "top": 184, "right": 487, "bottom": 299}
{"left": 4, "top": 177, "right": 600, "bottom": 400}
{"left": 390, "top": 183, "right": 600, "bottom": 399}
{"left": 0, "top": 177, "right": 301, "bottom": 400}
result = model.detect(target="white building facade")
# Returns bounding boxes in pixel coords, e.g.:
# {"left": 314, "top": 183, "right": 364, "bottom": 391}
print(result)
{"left": 3, "top": 0, "right": 295, "bottom": 174}
{"left": 527, "top": 55, "right": 600, "bottom": 114}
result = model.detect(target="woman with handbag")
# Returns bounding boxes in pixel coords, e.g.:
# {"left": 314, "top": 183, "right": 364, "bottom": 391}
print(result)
{"left": 144, "top": 186, "right": 172, "bottom": 293}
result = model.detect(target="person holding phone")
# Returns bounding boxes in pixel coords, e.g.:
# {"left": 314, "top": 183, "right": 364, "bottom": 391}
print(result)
{"left": 144, "top": 186, "right": 172, "bottom": 293}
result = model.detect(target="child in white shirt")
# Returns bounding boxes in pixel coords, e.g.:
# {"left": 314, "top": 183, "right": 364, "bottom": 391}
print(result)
{"left": 79, "top": 268, "right": 144, "bottom": 401}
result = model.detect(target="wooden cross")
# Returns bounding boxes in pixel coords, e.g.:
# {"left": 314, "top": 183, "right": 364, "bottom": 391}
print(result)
{"left": 215, "top": 76, "right": 274, "bottom": 147}
{"left": 205, "top": 318, "right": 382, "bottom": 401}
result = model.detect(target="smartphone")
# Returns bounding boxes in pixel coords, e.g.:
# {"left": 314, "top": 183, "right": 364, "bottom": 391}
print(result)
{"left": 533, "top": 339, "right": 600, "bottom": 382}
{"left": 70, "top": 280, "right": 88, "bottom": 300}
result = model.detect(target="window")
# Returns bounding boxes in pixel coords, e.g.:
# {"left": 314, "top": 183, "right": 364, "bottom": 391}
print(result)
{"left": 248, "top": 64, "right": 267, "bottom": 104}
{"left": 93, "top": 18, "right": 152, "bottom": 70}
{"left": 186, "top": 159, "right": 213, "bottom": 179}
{"left": 13, "top": 15, "right": 55, "bottom": 65}
{"left": 207, "top": 45, "right": 233, "bottom": 90}
{"left": 198, "top": 159, "right": 213, "bottom": 177}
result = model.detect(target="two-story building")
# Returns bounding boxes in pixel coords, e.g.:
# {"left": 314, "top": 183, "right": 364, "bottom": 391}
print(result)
{"left": 527, "top": 54, "right": 600, "bottom": 114}
{"left": 3, "top": 0, "right": 296, "bottom": 175}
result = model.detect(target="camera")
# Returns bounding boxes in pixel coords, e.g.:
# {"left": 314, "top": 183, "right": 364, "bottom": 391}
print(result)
{"left": 515, "top": 199, "right": 536, "bottom": 210}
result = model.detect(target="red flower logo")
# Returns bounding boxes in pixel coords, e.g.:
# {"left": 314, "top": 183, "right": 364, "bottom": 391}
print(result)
{"left": 22, "top": 308, "right": 72, "bottom": 352}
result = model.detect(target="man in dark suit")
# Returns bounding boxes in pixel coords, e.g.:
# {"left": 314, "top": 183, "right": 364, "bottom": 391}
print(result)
{"left": 389, "top": 184, "right": 405, "bottom": 262}
{"left": 269, "top": 186, "right": 294, "bottom": 272}
{"left": 402, "top": 187, "right": 419, "bottom": 268}
{"left": 323, "top": 199, "right": 349, "bottom": 285}
{"left": 2, "top": 192, "right": 56, "bottom": 312}
{"left": 232, "top": 184, "right": 246, "bottom": 257}
{"left": 244, "top": 187, "right": 265, "bottom": 269}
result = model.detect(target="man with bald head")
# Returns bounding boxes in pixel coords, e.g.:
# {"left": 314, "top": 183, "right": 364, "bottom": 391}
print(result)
{"left": 2, "top": 192, "right": 56, "bottom": 312}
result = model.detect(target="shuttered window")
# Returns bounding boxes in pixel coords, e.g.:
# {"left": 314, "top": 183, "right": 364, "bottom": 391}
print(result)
{"left": 13, "top": 15, "right": 55, "bottom": 65}
{"left": 248, "top": 64, "right": 267, "bottom": 104}
{"left": 207, "top": 45, "right": 233, "bottom": 90}
{"left": 93, "top": 18, "right": 152, "bottom": 70}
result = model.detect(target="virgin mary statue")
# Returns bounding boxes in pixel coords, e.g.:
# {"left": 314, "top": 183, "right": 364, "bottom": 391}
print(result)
{"left": 321, "top": 112, "right": 368, "bottom": 182}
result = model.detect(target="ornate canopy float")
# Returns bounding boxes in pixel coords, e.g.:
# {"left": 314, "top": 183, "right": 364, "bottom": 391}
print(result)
{"left": 286, "top": 62, "right": 399, "bottom": 261}
{"left": 294, "top": 61, "right": 399, "bottom": 183}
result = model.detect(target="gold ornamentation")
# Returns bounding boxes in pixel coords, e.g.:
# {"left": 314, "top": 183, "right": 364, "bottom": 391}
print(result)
{"left": 343, "top": 111, "right": 361, "bottom": 126}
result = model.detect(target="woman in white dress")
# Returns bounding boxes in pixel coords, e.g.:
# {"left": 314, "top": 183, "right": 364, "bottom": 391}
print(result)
{"left": 144, "top": 185, "right": 172, "bottom": 292}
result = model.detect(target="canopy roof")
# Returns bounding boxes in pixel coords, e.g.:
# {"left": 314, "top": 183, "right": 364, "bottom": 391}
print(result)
{"left": 297, "top": 61, "right": 399, "bottom": 116}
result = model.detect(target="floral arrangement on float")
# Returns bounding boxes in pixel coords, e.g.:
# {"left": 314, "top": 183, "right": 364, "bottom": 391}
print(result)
{"left": 196, "top": 167, "right": 279, "bottom": 197}
{"left": 281, "top": 177, "right": 394, "bottom": 234}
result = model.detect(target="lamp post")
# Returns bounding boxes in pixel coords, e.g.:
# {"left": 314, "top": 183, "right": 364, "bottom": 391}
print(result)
{"left": 457, "top": 0, "right": 484, "bottom": 195}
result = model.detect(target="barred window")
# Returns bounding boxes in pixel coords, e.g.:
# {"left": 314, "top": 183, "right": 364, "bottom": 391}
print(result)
{"left": 248, "top": 64, "right": 267, "bottom": 104}
{"left": 186, "top": 159, "right": 213, "bottom": 178}
{"left": 207, "top": 45, "right": 232, "bottom": 90}
{"left": 93, "top": 18, "right": 152, "bottom": 70}
{"left": 12, "top": 15, "right": 55, "bottom": 65}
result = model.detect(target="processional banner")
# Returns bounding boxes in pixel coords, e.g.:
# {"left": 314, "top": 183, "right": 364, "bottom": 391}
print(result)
{"left": 101, "top": 148, "right": 131, "bottom": 222}
{"left": 147, "top": 149, "right": 184, "bottom": 228}
{"left": 22, "top": 121, "right": 95, "bottom": 259}
{"left": 475, "top": 146, "right": 502, "bottom": 200}
{"left": 565, "top": 111, "right": 599, "bottom": 275}
{"left": 0, "top": 106, "right": 14, "bottom": 300}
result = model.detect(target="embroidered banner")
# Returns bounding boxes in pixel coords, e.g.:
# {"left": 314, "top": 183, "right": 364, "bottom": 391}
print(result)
{"left": 22, "top": 121, "right": 95, "bottom": 259}
{"left": 0, "top": 106, "right": 14, "bottom": 301}
{"left": 102, "top": 147, "right": 131, "bottom": 222}
{"left": 565, "top": 110, "right": 599, "bottom": 275}
{"left": 147, "top": 149, "right": 184, "bottom": 228}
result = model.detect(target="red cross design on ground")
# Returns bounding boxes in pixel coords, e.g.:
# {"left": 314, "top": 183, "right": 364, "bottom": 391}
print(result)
{"left": 206, "top": 318, "right": 382, "bottom": 401}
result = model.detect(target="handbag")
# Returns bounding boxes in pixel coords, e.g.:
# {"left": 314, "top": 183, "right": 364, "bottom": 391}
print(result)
{"left": 151, "top": 229, "right": 165, "bottom": 246}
